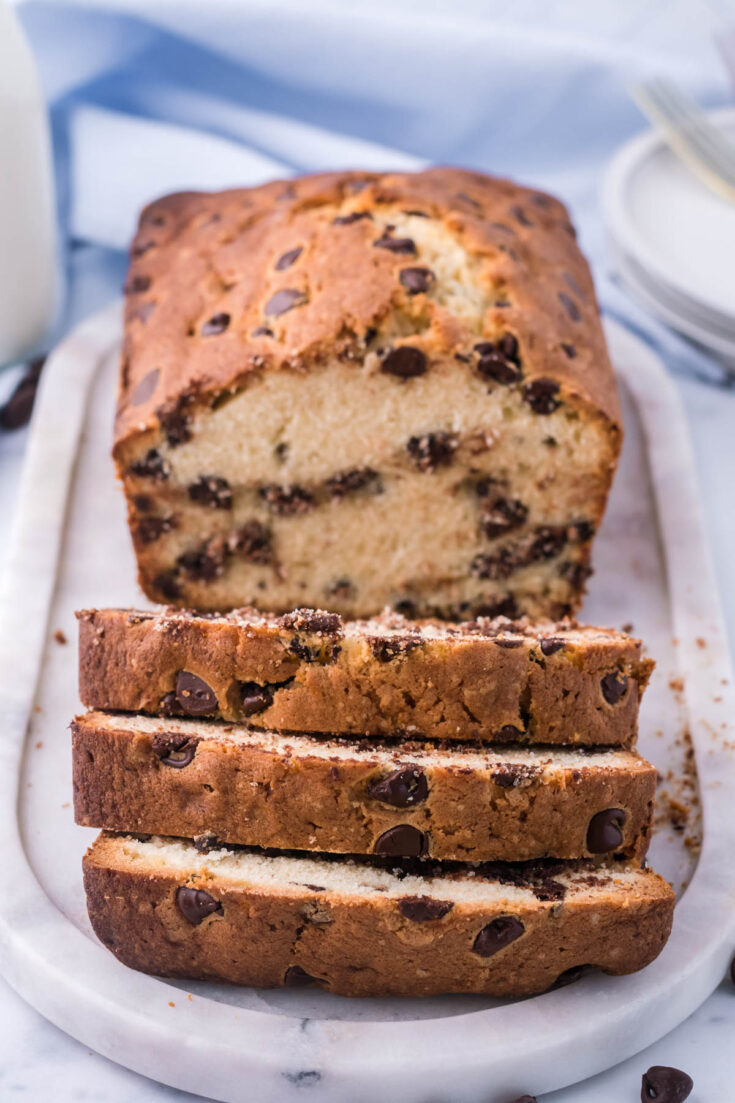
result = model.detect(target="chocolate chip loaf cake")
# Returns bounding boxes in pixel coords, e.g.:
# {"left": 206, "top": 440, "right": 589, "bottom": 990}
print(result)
{"left": 77, "top": 607, "right": 652, "bottom": 746}
{"left": 83, "top": 833, "right": 674, "bottom": 998}
{"left": 72, "top": 712, "right": 656, "bottom": 862}
{"left": 115, "top": 168, "right": 621, "bottom": 620}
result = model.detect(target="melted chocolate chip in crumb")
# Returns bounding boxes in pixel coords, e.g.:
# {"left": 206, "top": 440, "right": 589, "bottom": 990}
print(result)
{"left": 201, "top": 312, "right": 230, "bottom": 336}
{"left": 369, "top": 635, "right": 423, "bottom": 662}
{"left": 153, "top": 571, "right": 181, "bottom": 601}
{"left": 373, "top": 824, "right": 428, "bottom": 857}
{"left": 398, "top": 897, "right": 454, "bottom": 921}
{"left": 175, "top": 671, "right": 218, "bottom": 715}
{"left": 159, "top": 404, "right": 192, "bottom": 447}
{"left": 177, "top": 546, "right": 224, "bottom": 582}
{"left": 324, "top": 467, "right": 380, "bottom": 499}
{"left": 229, "top": 521, "right": 273, "bottom": 564}
{"left": 380, "top": 346, "right": 427, "bottom": 378}
{"left": 137, "top": 516, "right": 174, "bottom": 544}
{"left": 240, "top": 682, "right": 274, "bottom": 716}
{"left": 587, "top": 808, "right": 626, "bottom": 853}
{"left": 278, "top": 608, "right": 342, "bottom": 635}
{"left": 472, "top": 915, "right": 524, "bottom": 957}
{"left": 407, "top": 431, "right": 457, "bottom": 472}
{"left": 482, "top": 497, "right": 528, "bottom": 539}
{"left": 641, "top": 1066, "right": 693, "bottom": 1102}
{"left": 176, "top": 887, "right": 223, "bottom": 925}
{"left": 492, "top": 763, "right": 541, "bottom": 788}
{"left": 151, "top": 733, "right": 199, "bottom": 768}
{"left": 367, "top": 766, "right": 429, "bottom": 807}
{"left": 601, "top": 670, "right": 628, "bottom": 705}
{"left": 188, "top": 475, "right": 233, "bottom": 510}
{"left": 259, "top": 483, "right": 314, "bottom": 515}
{"left": 130, "top": 449, "right": 170, "bottom": 481}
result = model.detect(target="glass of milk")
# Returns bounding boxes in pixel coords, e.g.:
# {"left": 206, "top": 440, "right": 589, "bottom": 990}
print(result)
{"left": 0, "top": 0, "right": 59, "bottom": 367}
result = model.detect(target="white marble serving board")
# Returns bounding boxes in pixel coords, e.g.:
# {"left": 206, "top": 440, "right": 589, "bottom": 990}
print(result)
{"left": 0, "top": 303, "right": 734, "bottom": 1103}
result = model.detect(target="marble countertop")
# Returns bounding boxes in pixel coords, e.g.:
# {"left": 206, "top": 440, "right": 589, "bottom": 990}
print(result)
{"left": 1, "top": 340, "right": 734, "bottom": 1101}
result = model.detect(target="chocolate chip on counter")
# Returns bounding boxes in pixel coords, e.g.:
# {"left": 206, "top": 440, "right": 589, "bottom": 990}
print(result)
{"left": 324, "top": 467, "right": 381, "bottom": 499}
{"left": 137, "top": 516, "right": 174, "bottom": 544}
{"left": 151, "top": 733, "right": 199, "bottom": 768}
{"left": 252, "top": 326, "right": 274, "bottom": 337}
{"left": 373, "top": 824, "right": 428, "bottom": 857}
{"left": 264, "top": 288, "right": 307, "bottom": 316}
{"left": 129, "top": 368, "right": 160, "bottom": 406}
{"left": 0, "top": 356, "right": 45, "bottom": 430}
{"left": 472, "top": 915, "right": 524, "bottom": 957}
{"left": 601, "top": 670, "right": 628, "bottom": 704}
{"left": 373, "top": 232, "right": 417, "bottom": 255}
{"left": 125, "top": 274, "right": 151, "bottom": 294}
{"left": 130, "top": 448, "right": 170, "bottom": 481}
{"left": 175, "top": 671, "right": 218, "bottom": 715}
{"left": 539, "top": 637, "right": 565, "bottom": 656}
{"left": 201, "top": 312, "right": 230, "bottom": 336}
{"left": 398, "top": 896, "right": 454, "bottom": 921}
{"left": 587, "top": 808, "right": 626, "bottom": 853}
{"left": 176, "top": 886, "right": 223, "bottom": 925}
{"left": 523, "top": 378, "right": 561, "bottom": 415}
{"left": 380, "top": 346, "right": 427, "bottom": 378}
{"left": 188, "top": 475, "right": 233, "bottom": 510}
{"left": 558, "top": 291, "right": 581, "bottom": 322}
{"left": 482, "top": 497, "right": 528, "bottom": 539}
{"left": 332, "top": 211, "right": 372, "bottom": 225}
{"left": 259, "top": 483, "right": 314, "bottom": 515}
{"left": 399, "top": 266, "right": 434, "bottom": 294}
{"left": 153, "top": 571, "right": 181, "bottom": 601}
{"left": 275, "top": 246, "right": 303, "bottom": 271}
{"left": 229, "top": 520, "right": 273, "bottom": 564}
{"left": 284, "top": 965, "right": 325, "bottom": 988}
{"left": 407, "top": 431, "right": 457, "bottom": 472}
{"left": 278, "top": 608, "right": 342, "bottom": 635}
{"left": 641, "top": 1066, "right": 693, "bottom": 1102}
{"left": 240, "top": 682, "right": 274, "bottom": 716}
{"left": 561, "top": 342, "right": 577, "bottom": 359}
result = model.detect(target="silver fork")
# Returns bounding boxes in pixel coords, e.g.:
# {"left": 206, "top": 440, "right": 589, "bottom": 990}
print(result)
{"left": 632, "top": 78, "right": 735, "bottom": 203}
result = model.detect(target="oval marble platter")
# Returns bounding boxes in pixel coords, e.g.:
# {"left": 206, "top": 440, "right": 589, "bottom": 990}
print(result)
{"left": 0, "top": 303, "right": 733, "bottom": 1103}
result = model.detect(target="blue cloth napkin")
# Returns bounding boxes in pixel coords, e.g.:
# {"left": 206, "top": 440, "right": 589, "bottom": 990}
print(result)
{"left": 16, "top": 0, "right": 735, "bottom": 385}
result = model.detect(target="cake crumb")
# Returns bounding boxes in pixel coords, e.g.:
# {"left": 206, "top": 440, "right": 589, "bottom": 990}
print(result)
{"left": 168, "top": 1001, "right": 175, "bottom": 1008}
{"left": 54, "top": 629, "right": 67, "bottom": 645}
{"left": 35, "top": 741, "right": 42, "bottom": 749}
{"left": 696, "top": 637, "right": 707, "bottom": 649}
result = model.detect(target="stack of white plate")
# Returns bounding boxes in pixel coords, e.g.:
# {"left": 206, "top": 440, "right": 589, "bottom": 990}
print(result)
{"left": 602, "top": 107, "right": 735, "bottom": 364}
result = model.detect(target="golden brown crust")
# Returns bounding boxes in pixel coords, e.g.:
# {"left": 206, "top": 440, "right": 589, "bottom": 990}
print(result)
{"left": 115, "top": 169, "right": 620, "bottom": 453}
{"left": 77, "top": 607, "right": 654, "bottom": 745}
{"left": 72, "top": 712, "right": 656, "bottom": 862}
{"left": 83, "top": 833, "right": 674, "bottom": 998}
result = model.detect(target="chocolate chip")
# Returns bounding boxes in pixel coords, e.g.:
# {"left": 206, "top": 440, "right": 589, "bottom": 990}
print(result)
{"left": 229, "top": 521, "right": 272, "bottom": 564}
{"left": 324, "top": 467, "right": 381, "bottom": 499}
{"left": 550, "top": 964, "right": 591, "bottom": 989}
{"left": 601, "top": 671, "right": 628, "bottom": 705}
{"left": 278, "top": 608, "right": 343, "bottom": 635}
{"left": 151, "top": 733, "right": 199, "bottom": 768}
{"left": 407, "top": 431, "right": 457, "bottom": 472}
{"left": 252, "top": 326, "right": 274, "bottom": 337}
{"left": 476, "top": 349, "right": 522, "bottom": 385}
{"left": 471, "top": 549, "right": 515, "bottom": 581}
{"left": 528, "top": 526, "right": 567, "bottom": 561}
{"left": 509, "top": 1097, "right": 537, "bottom": 1103}
{"left": 159, "top": 404, "right": 191, "bottom": 447}
{"left": 641, "top": 1066, "right": 693, "bottom": 1102}
{"left": 137, "top": 516, "right": 174, "bottom": 544}
{"left": 373, "top": 824, "right": 428, "bottom": 857}
{"left": 176, "top": 886, "right": 223, "bottom": 925}
{"left": 482, "top": 497, "right": 528, "bottom": 539}
{"left": 492, "top": 763, "right": 540, "bottom": 788}
{"left": 399, "top": 267, "right": 434, "bottom": 294}
{"left": 472, "top": 915, "right": 524, "bottom": 957}
{"left": 131, "top": 240, "right": 155, "bottom": 257}
{"left": 475, "top": 596, "right": 519, "bottom": 619}
{"left": 374, "top": 232, "right": 416, "bottom": 255}
{"left": 540, "top": 637, "right": 565, "bottom": 656}
{"left": 332, "top": 211, "right": 372, "bottom": 225}
{"left": 201, "top": 312, "right": 230, "bottom": 336}
{"left": 493, "top": 637, "right": 524, "bottom": 648}
{"left": 367, "top": 767, "right": 428, "bottom": 807}
{"left": 328, "top": 578, "right": 355, "bottom": 600}
{"left": 523, "top": 378, "right": 561, "bottom": 414}
{"left": 0, "top": 357, "right": 44, "bottom": 430}
{"left": 188, "top": 475, "right": 232, "bottom": 510}
{"left": 587, "top": 808, "right": 626, "bottom": 853}
{"left": 125, "top": 274, "right": 151, "bottom": 294}
{"left": 511, "top": 205, "right": 533, "bottom": 227}
{"left": 153, "top": 571, "right": 181, "bottom": 601}
{"left": 560, "top": 560, "right": 593, "bottom": 589}
{"left": 492, "top": 724, "right": 526, "bottom": 741}
{"left": 398, "top": 896, "right": 453, "bottom": 921}
{"left": 265, "top": 288, "right": 307, "bottom": 316}
{"left": 274, "top": 246, "right": 303, "bottom": 271}
{"left": 175, "top": 671, "right": 218, "bottom": 715}
{"left": 369, "top": 635, "right": 423, "bottom": 662}
{"left": 561, "top": 342, "right": 577, "bottom": 359}
{"left": 259, "top": 483, "right": 314, "bottom": 515}
{"left": 177, "top": 546, "right": 224, "bottom": 581}
{"left": 572, "top": 520, "right": 595, "bottom": 542}
{"left": 130, "top": 448, "right": 170, "bottom": 481}
{"left": 193, "top": 831, "right": 219, "bottom": 853}
{"left": 129, "top": 368, "right": 160, "bottom": 406}
{"left": 380, "top": 347, "right": 427, "bottom": 378}
{"left": 240, "top": 682, "right": 274, "bottom": 716}
{"left": 284, "top": 965, "right": 325, "bottom": 988}
{"left": 558, "top": 291, "right": 581, "bottom": 323}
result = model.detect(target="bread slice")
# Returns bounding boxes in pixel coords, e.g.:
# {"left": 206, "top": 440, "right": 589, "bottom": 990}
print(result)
{"left": 113, "top": 169, "right": 621, "bottom": 620}
{"left": 77, "top": 607, "right": 653, "bottom": 746}
{"left": 83, "top": 833, "right": 674, "bottom": 998}
{"left": 72, "top": 711, "right": 656, "bottom": 862}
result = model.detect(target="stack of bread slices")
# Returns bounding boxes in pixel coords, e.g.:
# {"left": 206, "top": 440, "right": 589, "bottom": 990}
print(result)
{"left": 73, "top": 166, "right": 675, "bottom": 998}
{"left": 74, "top": 606, "right": 673, "bottom": 997}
